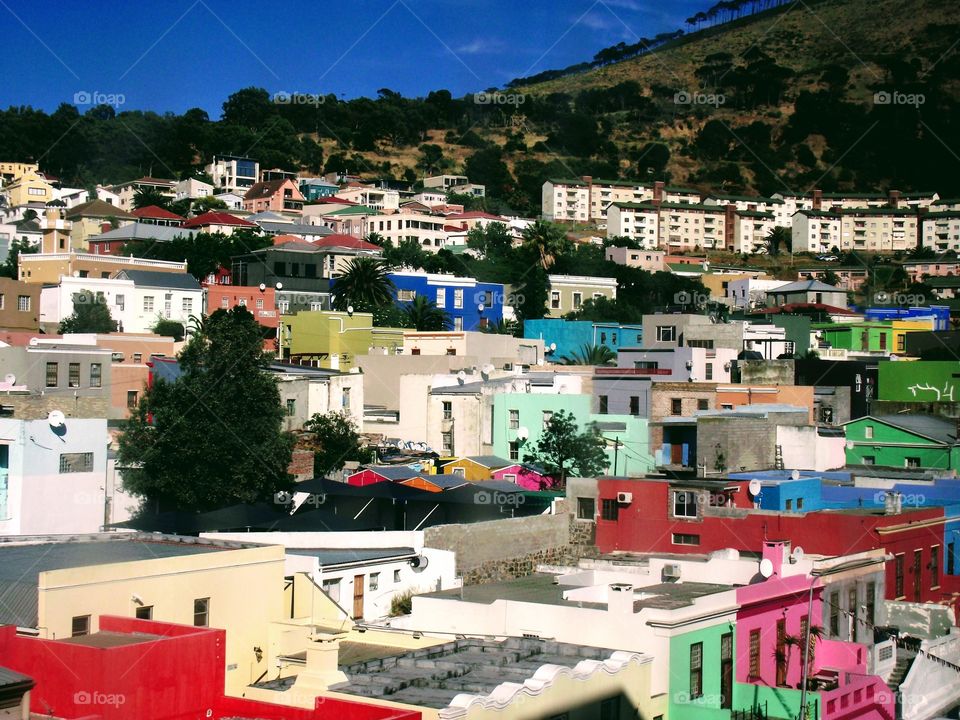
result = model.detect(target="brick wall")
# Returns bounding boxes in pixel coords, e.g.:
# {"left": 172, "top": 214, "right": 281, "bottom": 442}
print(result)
{"left": 1, "top": 395, "right": 109, "bottom": 420}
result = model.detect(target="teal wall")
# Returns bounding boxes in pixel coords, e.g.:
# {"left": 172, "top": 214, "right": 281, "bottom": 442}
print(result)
{"left": 669, "top": 623, "right": 736, "bottom": 720}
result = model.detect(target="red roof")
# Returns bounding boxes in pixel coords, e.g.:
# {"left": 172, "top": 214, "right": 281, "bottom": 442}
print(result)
{"left": 183, "top": 211, "right": 256, "bottom": 228}
{"left": 132, "top": 205, "right": 185, "bottom": 221}
{"left": 312, "top": 234, "right": 381, "bottom": 251}
{"left": 444, "top": 223, "right": 467, "bottom": 232}
{"left": 306, "top": 196, "right": 357, "bottom": 205}
{"left": 271, "top": 234, "right": 304, "bottom": 246}
{"left": 750, "top": 303, "right": 859, "bottom": 316}
{"left": 446, "top": 211, "right": 505, "bottom": 221}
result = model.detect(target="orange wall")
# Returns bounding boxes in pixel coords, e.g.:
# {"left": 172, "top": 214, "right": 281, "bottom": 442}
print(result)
{"left": 714, "top": 385, "right": 815, "bottom": 422}
{"left": 109, "top": 364, "right": 151, "bottom": 418}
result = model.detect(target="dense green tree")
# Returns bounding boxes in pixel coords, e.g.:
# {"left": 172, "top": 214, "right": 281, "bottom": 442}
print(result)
{"left": 560, "top": 344, "right": 616, "bottom": 366}
{"left": 151, "top": 318, "right": 186, "bottom": 342}
{"left": 401, "top": 295, "right": 451, "bottom": 331}
{"left": 132, "top": 187, "right": 171, "bottom": 210}
{"left": 523, "top": 410, "right": 609, "bottom": 488}
{"left": 522, "top": 220, "right": 573, "bottom": 269}
{"left": 332, "top": 257, "right": 396, "bottom": 311}
{"left": 767, "top": 226, "right": 792, "bottom": 256}
{"left": 302, "top": 410, "right": 372, "bottom": 478}
{"left": 118, "top": 307, "right": 294, "bottom": 512}
{"left": 58, "top": 291, "right": 117, "bottom": 333}
{"left": 0, "top": 237, "right": 38, "bottom": 279}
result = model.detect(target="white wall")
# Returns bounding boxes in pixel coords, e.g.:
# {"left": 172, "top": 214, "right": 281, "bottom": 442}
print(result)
{"left": 777, "top": 426, "right": 846, "bottom": 471}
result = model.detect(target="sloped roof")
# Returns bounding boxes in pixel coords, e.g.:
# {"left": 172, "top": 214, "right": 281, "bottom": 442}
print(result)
{"left": 244, "top": 179, "right": 302, "bottom": 201}
{"left": 114, "top": 269, "right": 201, "bottom": 290}
{"left": 90, "top": 224, "right": 196, "bottom": 242}
{"left": 313, "top": 234, "right": 381, "bottom": 251}
{"left": 182, "top": 211, "right": 256, "bottom": 228}
{"left": 772, "top": 279, "right": 844, "bottom": 293}
{"left": 65, "top": 199, "right": 136, "bottom": 220}
{"left": 132, "top": 205, "right": 185, "bottom": 221}
{"left": 458, "top": 455, "right": 514, "bottom": 469}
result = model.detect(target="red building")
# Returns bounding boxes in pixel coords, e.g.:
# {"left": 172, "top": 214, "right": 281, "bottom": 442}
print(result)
{"left": 596, "top": 477, "right": 960, "bottom": 610}
{"left": 0, "top": 616, "right": 419, "bottom": 720}
{"left": 204, "top": 283, "right": 279, "bottom": 329}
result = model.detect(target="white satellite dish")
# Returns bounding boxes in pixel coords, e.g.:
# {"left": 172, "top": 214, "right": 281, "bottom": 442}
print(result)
{"left": 748, "top": 479, "right": 762, "bottom": 497}
{"left": 481, "top": 363, "right": 494, "bottom": 379}
{"left": 549, "top": 342, "right": 557, "bottom": 352}
{"left": 516, "top": 426, "right": 529, "bottom": 441}
{"left": 792, "top": 546, "right": 805, "bottom": 563}
{"left": 759, "top": 558, "right": 775, "bottom": 578}
{"left": 845, "top": 440, "right": 855, "bottom": 450}
{"left": 48, "top": 410, "right": 66, "bottom": 428}
{"left": 3, "top": 373, "right": 15, "bottom": 385}
{"left": 790, "top": 469, "right": 800, "bottom": 481}
{"left": 456, "top": 370, "right": 467, "bottom": 385}
{"left": 29, "top": 337, "right": 39, "bottom": 346}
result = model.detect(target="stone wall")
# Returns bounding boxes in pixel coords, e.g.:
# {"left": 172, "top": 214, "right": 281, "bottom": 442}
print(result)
{"left": 1, "top": 394, "right": 109, "bottom": 420}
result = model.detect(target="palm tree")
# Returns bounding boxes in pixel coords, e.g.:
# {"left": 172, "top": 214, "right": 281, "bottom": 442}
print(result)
{"left": 766, "top": 226, "right": 792, "bottom": 256}
{"left": 332, "top": 257, "right": 396, "bottom": 312}
{"left": 522, "top": 220, "right": 571, "bottom": 269}
{"left": 482, "top": 318, "right": 519, "bottom": 336}
{"left": 133, "top": 187, "right": 171, "bottom": 210}
{"left": 365, "top": 231, "right": 385, "bottom": 246}
{"left": 401, "top": 295, "right": 451, "bottom": 331}
{"left": 561, "top": 344, "right": 616, "bottom": 366}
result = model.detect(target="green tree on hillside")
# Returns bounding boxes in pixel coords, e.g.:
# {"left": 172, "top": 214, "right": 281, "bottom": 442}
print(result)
{"left": 118, "top": 307, "right": 293, "bottom": 511}
{"left": 58, "top": 291, "right": 117, "bottom": 333}
{"left": 302, "top": 411, "right": 372, "bottom": 478}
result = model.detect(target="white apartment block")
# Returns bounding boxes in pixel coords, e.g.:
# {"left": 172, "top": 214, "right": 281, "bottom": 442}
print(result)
{"left": 204, "top": 155, "right": 260, "bottom": 196}
{"left": 702, "top": 194, "right": 783, "bottom": 214}
{"left": 364, "top": 211, "right": 448, "bottom": 250}
{"left": 840, "top": 209, "right": 918, "bottom": 252}
{"left": 731, "top": 210, "right": 778, "bottom": 254}
{"left": 589, "top": 181, "right": 651, "bottom": 221}
{"left": 542, "top": 179, "right": 590, "bottom": 222}
{"left": 792, "top": 210, "right": 843, "bottom": 253}
{"left": 771, "top": 192, "right": 815, "bottom": 228}
{"left": 659, "top": 186, "right": 702, "bottom": 204}
{"left": 921, "top": 212, "right": 960, "bottom": 252}
{"left": 606, "top": 202, "right": 660, "bottom": 247}
{"left": 657, "top": 202, "right": 727, "bottom": 252}
{"left": 337, "top": 185, "right": 400, "bottom": 211}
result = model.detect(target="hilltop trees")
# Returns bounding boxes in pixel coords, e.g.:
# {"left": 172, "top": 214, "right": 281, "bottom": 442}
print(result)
{"left": 119, "top": 307, "right": 293, "bottom": 512}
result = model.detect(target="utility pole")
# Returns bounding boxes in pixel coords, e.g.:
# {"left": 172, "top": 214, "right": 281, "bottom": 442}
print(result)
{"left": 613, "top": 436, "right": 620, "bottom": 475}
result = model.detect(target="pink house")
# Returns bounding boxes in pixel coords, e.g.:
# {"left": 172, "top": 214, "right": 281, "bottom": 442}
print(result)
{"left": 491, "top": 463, "right": 553, "bottom": 491}
{"left": 347, "top": 465, "right": 423, "bottom": 487}
{"left": 243, "top": 178, "right": 305, "bottom": 213}
{"left": 736, "top": 541, "right": 894, "bottom": 720}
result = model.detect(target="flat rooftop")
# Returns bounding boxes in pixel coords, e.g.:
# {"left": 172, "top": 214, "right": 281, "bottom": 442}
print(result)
{"left": 288, "top": 547, "right": 416, "bottom": 567}
{"left": 262, "top": 637, "right": 624, "bottom": 710}
{"left": 56, "top": 631, "right": 164, "bottom": 648}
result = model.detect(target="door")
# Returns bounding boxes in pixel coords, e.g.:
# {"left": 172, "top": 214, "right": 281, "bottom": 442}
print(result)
{"left": 353, "top": 574, "right": 365, "bottom": 619}
{"left": 720, "top": 632, "right": 733, "bottom": 709}
{"left": 671, "top": 443, "right": 683, "bottom": 465}
{"left": 913, "top": 550, "right": 922, "bottom": 601}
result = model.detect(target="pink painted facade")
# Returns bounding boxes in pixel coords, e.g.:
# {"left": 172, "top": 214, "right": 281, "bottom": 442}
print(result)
{"left": 491, "top": 464, "right": 553, "bottom": 490}
{"left": 347, "top": 468, "right": 391, "bottom": 487}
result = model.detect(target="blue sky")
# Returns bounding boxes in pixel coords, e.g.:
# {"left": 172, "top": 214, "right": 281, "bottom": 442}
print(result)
{"left": 0, "top": 0, "right": 707, "bottom": 116}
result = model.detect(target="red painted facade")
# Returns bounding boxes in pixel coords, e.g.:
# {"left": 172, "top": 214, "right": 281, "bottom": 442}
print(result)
{"left": 596, "top": 478, "right": 960, "bottom": 611}
{"left": 203, "top": 283, "right": 279, "bottom": 329}
{"left": 348, "top": 469, "right": 392, "bottom": 487}
{"left": 0, "top": 616, "right": 419, "bottom": 720}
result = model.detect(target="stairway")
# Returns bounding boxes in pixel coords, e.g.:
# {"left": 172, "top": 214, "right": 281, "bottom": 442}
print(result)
{"left": 887, "top": 648, "right": 917, "bottom": 720}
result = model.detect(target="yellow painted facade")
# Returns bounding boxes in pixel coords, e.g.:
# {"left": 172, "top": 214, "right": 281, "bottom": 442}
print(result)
{"left": 441, "top": 457, "right": 500, "bottom": 481}
{"left": 5, "top": 170, "right": 53, "bottom": 206}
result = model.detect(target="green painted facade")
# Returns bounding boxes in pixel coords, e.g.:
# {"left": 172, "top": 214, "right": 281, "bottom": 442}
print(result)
{"left": 490, "top": 394, "right": 654, "bottom": 475}
{"left": 282, "top": 310, "right": 403, "bottom": 370}
{"left": 668, "top": 624, "right": 735, "bottom": 720}
{"left": 878, "top": 360, "right": 960, "bottom": 402}
{"left": 814, "top": 322, "right": 893, "bottom": 353}
{"left": 732, "top": 683, "right": 815, "bottom": 720}
{"left": 843, "top": 416, "right": 960, "bottom": 469}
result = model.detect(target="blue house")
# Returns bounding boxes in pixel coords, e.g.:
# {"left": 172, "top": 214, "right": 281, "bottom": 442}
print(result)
{"left": 300, "top": 179, "right": 340, "bottom": 201}
{"left": 523, "top": 319, "right": 643, "bottom": 361}
{"left": 387, "top": 271, "right": 505, "bottom": 331}
{"left": 863, "top": 306, "right": 951, "bottom": 331}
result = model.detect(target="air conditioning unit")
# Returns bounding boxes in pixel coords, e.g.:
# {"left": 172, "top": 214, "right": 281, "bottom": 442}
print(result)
{"left": 617, "top": 492, "right": 633, "bottom": 504}
{"left": 661, "top": 563, "right": 681, "bottom": 580}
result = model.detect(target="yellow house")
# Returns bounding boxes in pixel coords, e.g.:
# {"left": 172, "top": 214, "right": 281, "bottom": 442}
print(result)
{"left": 441, "top": 455, "right": 514, "bottom": 481}
{"left": 65, "top": 199, "right": 137, "bottom": 249}
{"left": 892, "top": 318, "right": 936, "bottom": 354}
{"left": 4, "top": 170, "right": 52, "bottom": 206}
{"left": 0, "top": 161, "right": 39, "bottom": 183}
{"left": 282, "top": 310, "right": 404, "bottom": 370}
{"left": 2, "top": 535, "right": 285, "bottom": 695}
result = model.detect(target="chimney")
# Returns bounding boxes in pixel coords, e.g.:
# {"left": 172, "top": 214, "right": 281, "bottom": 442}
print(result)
{"left": 812, "top": 189, "right": 822, "bottom": 211}
{"left": 581, "top": 175, "right": 593, "bottom": 186}
{"left": 653, "top": 181, "right": 665, "bottom": 204}
{"left": 725, "top": 204, "right": 736, "bottom": 251}
{"left": 888, "top": 189, "right": 900, "bottom": 209}
{"left": 607, "top": 583, "right": 635, "bottom": 615}
{"left": 762, "top": 540, "right": 788, "bottom": 578}
{"left": 291, "top": 630, "right": 349, "bottom": 694}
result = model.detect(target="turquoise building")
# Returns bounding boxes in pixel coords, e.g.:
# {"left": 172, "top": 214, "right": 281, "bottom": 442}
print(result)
{"left": 490, "top": 393, "right": 654, "bottom": 476}
{"left": 523, "top": 319, "right": 644, "bottom": 361}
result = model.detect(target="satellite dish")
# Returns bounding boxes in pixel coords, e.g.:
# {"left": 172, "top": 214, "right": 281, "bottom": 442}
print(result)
{"left": 889, "top": 354, "right": 898, "bottom": 361}
{"left": 456, "top": 370, "right": 467, "bottom": 384}
{"left": 29, "top": 337, "right": 39, "bottom": 346}
{"left": 748, "top": 479, "right": 762, "bottom": 497}
{"left": 481, "top": 363, "right": 494, "bottom": 379}
{"left": 790, "top": 469, "right": 800, "bottom": 481}
{"left": 549, "top": 342, "right": 557, "bottom": 352}
{"left": 3, "top": 373, "right": 15, "bottom": 385}
{"left": 759, "top": 558, "right": 775, "bottom": 578}
{"left": 792, "top": 546, "right": 805, "bottom": 563}
{"left": 845, "top": 440, "right": 855, "bottom": 450}
{"left": 48, "top": 410, "right": 66, "bottom": 428}
{"left": 516, "top": 426, "right": 529, "bottom": 441}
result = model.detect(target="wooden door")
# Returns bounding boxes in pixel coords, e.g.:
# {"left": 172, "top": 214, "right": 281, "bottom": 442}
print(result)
{"left": 671, "top": 444, "right": 683, "bottom": 465}
{"left": 720, "top": 632, "right": 733, "bottom": 709}
{"left": 353, "top": 574, "right": 364, "bottom": 619}
{"left": 913, "top": 550, "right": 922, "bottom": 601}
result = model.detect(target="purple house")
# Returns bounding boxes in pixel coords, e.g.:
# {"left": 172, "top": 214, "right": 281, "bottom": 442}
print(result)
{"left": 491, "top": 463, "right": 553, "bottom": 491}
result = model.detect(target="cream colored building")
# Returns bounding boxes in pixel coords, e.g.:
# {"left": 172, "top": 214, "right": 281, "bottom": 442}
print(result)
{"left": 547, "top": 274, "right": 618, "bottom": 317}
{"left": 731, "top": 210, "right": 778, "bottom": 254}
{"left": 657, "top": 202, "right": 727, "bottom": 252}
{"left": 2, "top": 170, "right": 53, "bottom": 207}
{"left": 364, "top": 210, "right": 448, "bottom": 250}
{"left": 606, "top": 202, "right": 659, "bottom": 247}
{"left": 792, "top": 209, "right": 843, "bottom": 253}
{"left": 19, "top": 252, "right": 187, "bottom": 284}
{"left": 542, "top": 179, "right": 590, "bottom": 223}
{"left": 921, "top": 211, "right": 960, "bottom": 252}
{"left": 604, "top": 246, "right": 664, "bottom": 271}
{"left": 0, "top": 162, "right": 39, "bottom": 184}
{"left": 336, "top": 185, "right": 400, "bottom": 211}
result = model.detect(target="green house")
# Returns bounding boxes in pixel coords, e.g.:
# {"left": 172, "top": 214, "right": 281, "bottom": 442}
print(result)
{"left": 843, "top": 414, "right": 960, "bottom": 469}
{"left": 814, "top": 322, "right": 894, "bottom": 354}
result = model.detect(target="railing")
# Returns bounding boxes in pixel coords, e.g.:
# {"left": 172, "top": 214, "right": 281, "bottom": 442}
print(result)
{"left": 871, "top": 638, "right": 897, "bottom": 680}
{"left": 594, "top": 367, "right": 671, "bottom": 375}
{"left": 21, "top": 253, "right": 187, "bottom": 269}
{"left": 732, "top": 702, "right": 767, "bottom": 719}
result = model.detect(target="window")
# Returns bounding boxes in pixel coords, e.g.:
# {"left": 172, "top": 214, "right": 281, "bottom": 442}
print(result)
{"left": 143, "top": 296, "right": 154, "bottom": 312}
{"left": 394, "top": 569, "right": 401, "bottom": 583}
{"left": 68, "top": 363, "right": 80, "bottom": 388}
{"left": 369, "top": 573, "right": 379, "bottom": 591}
{"left": 786, "top": 499, "right": 793, "bottom": 511}
{"left": 398, "top": 289, "right": 416, "bottom": 302}
{"left": 71, "top": 615, "right": 91, "bottom": 637}
{"left": 656, "top": 325, "right": 676, "bottom": 342}
{"left": 689, "top": 642, "right": 703, "bottom": 699}
{"left": 776, "top": 618, "right": 787, "bottom": 685}
{"left": 705, "top": 362, "right": 713, "bottom": 381}
{"left": 673, "top": 533, "right": 700, "bottom": 545}
{"left": 601, "top": 498, "right": 619, "bottom": 521}
{"left": 436, "top": 288, "right": 446, "bottom": 307}
{"left": 442, "top": 431, "right": 453, "bottom": 454}
{"left": 572, "top": 292, "right": 582, "bottom": 309}
{"left": 950, "top": 543, "right": 956, "bottom": 576}
{"left": 286, "top": 399, "right": 296, "bottom": 416}
{"left": 193, "top": 598, "right": 210, "bottom": 627}
{"left": 135, "top": 605, "right": 153, "bottom": 620}
{"left": 697, "top": 399, "right": 709, "bottom": 410}
{"left": 221, "top": 296, "right": 229, "bottom": 308}
{"left": 866, "top": 582, "right": 876, "bottom": 625}
{"left": 800, "top": 615, "right": 815, "bottom": 666}
{"left": 671, "top": 398, "right": 682, "bottom": 415}
{"left": 508, "top": 441, "right": 519, "bottom": 461}
{"left": 126, "top": 390, "right": 139, "bottom": 409}
{"left": 848, "top": 587, "right": 858, "bottom": 642}
{"left": 453, "top": 317, "right": 463, "bottom": 331}
{"left": 342, "top": 387, "right": 351, "bottom": 408}
{"left": 542, "top": 410, "right": 553, "bottom": 428}
{"left": 17, "top": 295, "right": 31, "bottom": 312}
{"left": 45, "top": 362, "right": 58, "bottom": 387}
{"left": 550, "top": 291, "right": 561, "bottom": 309}
{"left": 322, "top": 579, "right": 341, "bottom": 602}
{"left": 797, "top": 497, "right": 804, "bottom": 510}
{"left": 274, "top": 261, "right": 287, "bottom": 275}
{"left": 864, "top": 425, "right": 874, "bottom": 439}
{"left": 720, "top": 632, "right": 733, "bottom": 709}
{"left": 600, "top": 697, "right": 619, "bottom": 720}
{"left": 182, "top": 298, "right": 193, "bottom": 314}
{"left": 89, "top": 363, "right": 102, "bottom": 387}
{"left": 598, "top": 395, "right": 608, "bottom": 414}
{"left": 905, "top": 457, "right": 921, "bottom": 469}
{"left": 509, "top": 409, "right": 519, "bottom": 429}
{"left": 862, "top": 455, "right": 876, "bottom": 465}
{"left": 442, "top": 401, "right": 452, "bottom": 420}
{"left": 577, "top": 497, "right": 596, "bottom": 520}
{"left": 453, "top": 288, "right": 463, "bottom": 309}
{"left": 60, "top": 452, "right": 94, "bottom": 473}
{"left": 895, "top": 554, "right": 904, "bottom": 598}
{"left": 673, "top": 490, "right": 697, "bottom": 518}
{"left": 133, "top": 353, "right": 142, "bottom": 364}
{"left": 748, "top": 629, "right": 761, "bottom": 678}
{"left": 932, "top": 545, "right": 940, "bottom": 588}
{"left": 829, "top": 591, "right": 840, "bottom": 636}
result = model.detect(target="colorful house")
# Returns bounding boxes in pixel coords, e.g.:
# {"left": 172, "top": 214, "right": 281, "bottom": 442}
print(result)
{"left": 441, "top": 455, "right": 514, "bottom": 482}
{"left": 243, "top": 178, "right": 305, "bottom": 213}
{"left": 386, "top": 271, "right": 505, "bottom": 332}
{"left": 843, "top": 414, "right": 960, "bottom": 469}
{"left": 398, "top": 474, "right": 468, "bottom": 492}
{"left": 490, "top": 463, "right": 552, "bottom": 490}
{"left": 282, "top": 310, "right": 391, "bottom": 370}
{"left": 523, "top": 318, "right": 643, "bottom": 360}
{"left": 347, "top": 465, "right": 426, "bottom": 487}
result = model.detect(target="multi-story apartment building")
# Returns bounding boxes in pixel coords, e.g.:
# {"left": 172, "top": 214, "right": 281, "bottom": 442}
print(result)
{"left": 792, "top": 209, "right": 843, "bottom": 253}
{"left": 921, "top": 210, "right": 960, "bottom": 252}
{"left": 730, "top": 209, "right": 777, "bottom": 254}
{"left": 363, "top": 210, "right": 448, "bottom": 250}
{"left": 606, "top": 202, "right": 660, "bottom": 246}
{"left": 204, "top": 155, "right": 260, "bottom": 196}
{"left": 109, "top": 177, "right": 176, "bottom": 212}
{"left": 839, "top": 207, "right": 918, "bottom": 252}
{"left": 386, "top": 270, "right": 505, "bottom": 331}
{"left": 657, "top": 202, "right": 728, "bottom": 251}
{"left": 542, "top": 178, "right": 590, "bottom": 222}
